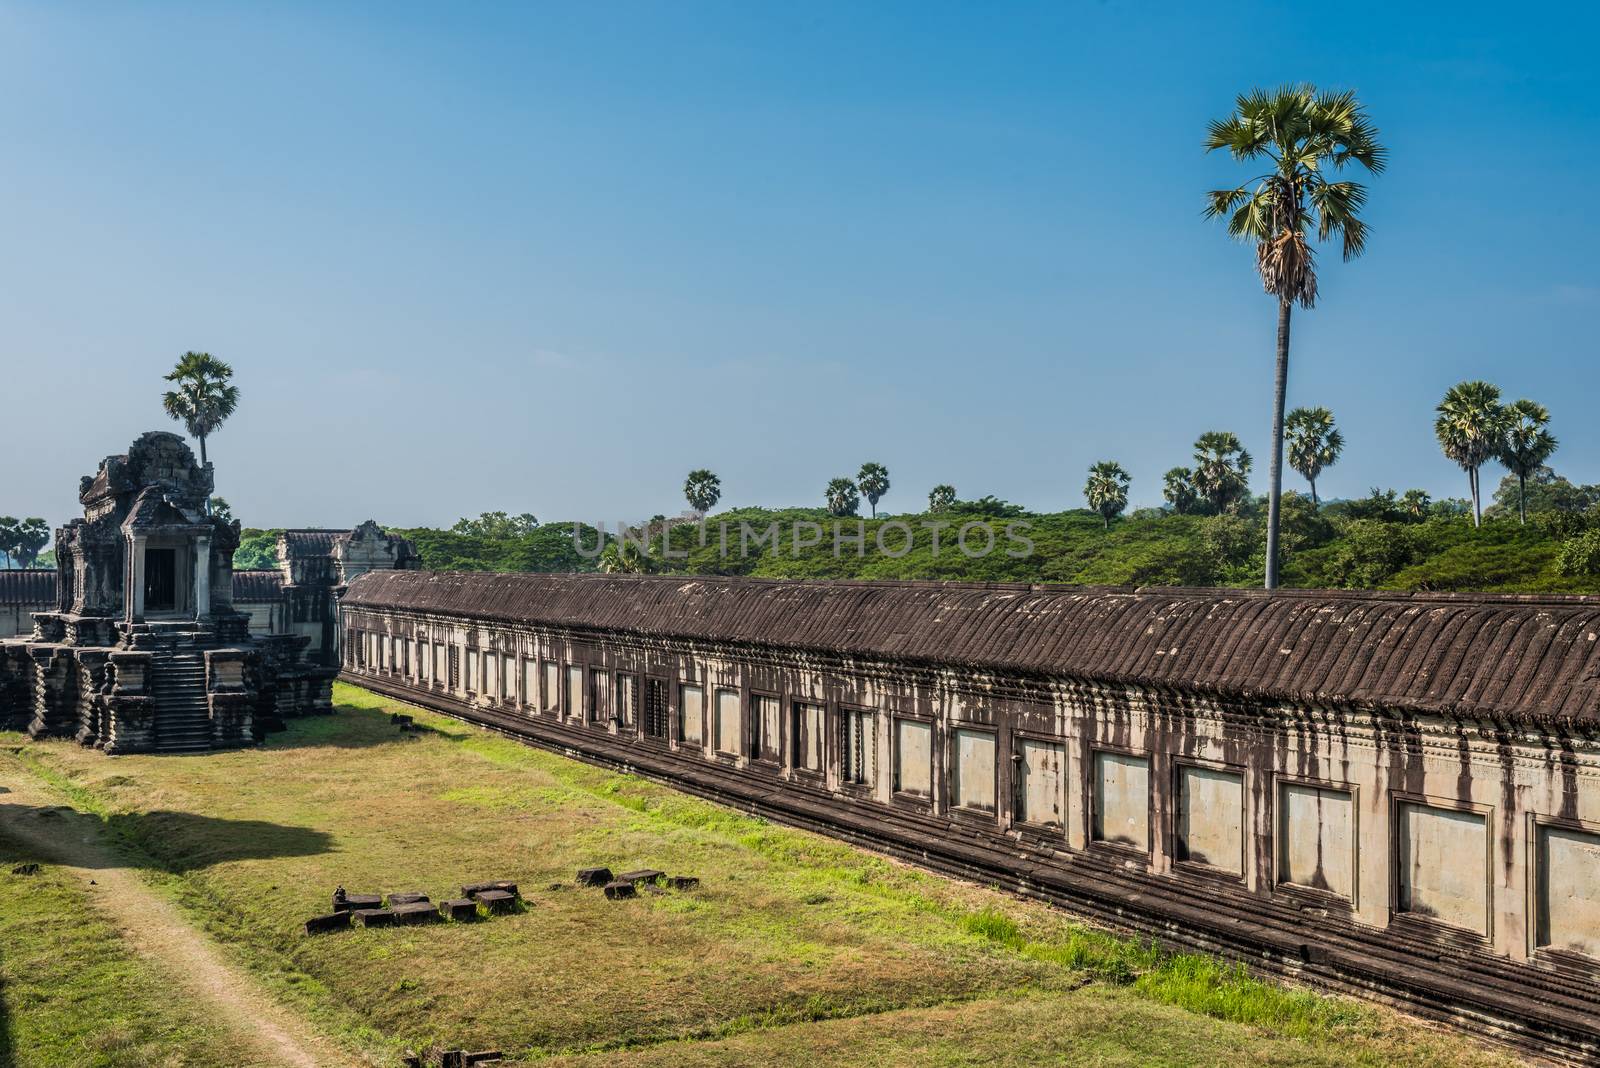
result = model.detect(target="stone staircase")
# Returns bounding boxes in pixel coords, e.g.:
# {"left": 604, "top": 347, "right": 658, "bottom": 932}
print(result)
{"left": 147, "top": 636, "right": 213, "bottom": 753}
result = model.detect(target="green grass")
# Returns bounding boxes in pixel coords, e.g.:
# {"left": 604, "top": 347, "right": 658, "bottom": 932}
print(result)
{"left": 0, "top": 684, "right": 1517, "bottom": 1067}
{"left": 0, "top": 834, "right": 255, "bottom": 1067}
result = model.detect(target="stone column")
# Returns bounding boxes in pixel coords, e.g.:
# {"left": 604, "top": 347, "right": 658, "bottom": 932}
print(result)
{"left": 193, "top": 534, "right": 211, "bottom": 620}
{"left": 129, "top": 535, "right": 147, "bottom": 623}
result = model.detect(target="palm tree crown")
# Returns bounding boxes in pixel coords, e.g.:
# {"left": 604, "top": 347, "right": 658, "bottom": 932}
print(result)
{"left": 825, "top": 478, "right": 860, "bottom": 517}
{"left": 927, "top": 485, "right": 957, "bottom": 513}
{"left": 1204, "top": 85, "right": 1387, "bottom": 308}
{"left": 856, "top": 463, "right": 890, "bottom": 518}
{"left": 1083, "top": 462, "right": 1132, "bottom": 529}
{"left": 1497, "top": 399, "right": 1558, "bottom": 524}
{"left": 1162, "top": 468, "right": 1198, "bottom": 515}
{"left": 683, "top": 469, "right": 722, "bottom": 517}
{"left": 161, "top": 351, "right": 239, "bottom": 466}
{"left": 1191, "top": 432, "right": 1253, "bottom": 514}
{"left": 1434, "top": 380, "right": 1509, "bottom": 528}
{"left": 1284, "top": 406, "right": 1344, "bottom": 505}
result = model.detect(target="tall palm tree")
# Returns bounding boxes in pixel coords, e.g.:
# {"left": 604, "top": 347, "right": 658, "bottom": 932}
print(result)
{"left": 1283, "top": 406, "right": 1344, "bottom": 505}
{"left": 1434, "top": 380, "right": 1508, "bottom": 528}
{"left": 683, "top": 469, "right": 722, "bottom": 518}
{"left": 1083, "top": 462, "right": 1132, "bottom": 529}
{"left": 825, "top": 477, "right": 860, "bottom": 517}
{"left": 1191, "top": 431, "right": 1253, "bottom": 514}
{"left": 161, "top": 351, "right": 239, "bottom": 466}
{"left": 927, "top": 484, "right": 957, "bottom": 513}
{"left": 1496, "top": 399, "right": 1558, "bottom": 524}
{"left": 1205, "top": 85, "right": 1386, "bottom": 589}
{"left": 856, "top": 462, "right": 890, "bottom": 518}
{"left": 1162, "top": 468, "right": 1198, "bottom": 515}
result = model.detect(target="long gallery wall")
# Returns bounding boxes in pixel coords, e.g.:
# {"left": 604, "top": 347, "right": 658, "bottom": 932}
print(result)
{"left": 340, "top": 570, "right": 1600, "bottom": 1062}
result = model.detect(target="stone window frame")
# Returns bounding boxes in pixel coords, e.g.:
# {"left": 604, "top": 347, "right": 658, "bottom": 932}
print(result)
{"left": 788, "top": 698, "right": 827, "bottom": 782}
{"left": 890, "top": 712, "right": 936, "bottom": 809}
{"left": 1388, "top": 790, "right": 1496, "bottom": 946}
{"left": 1169, "top": 756, "right": 1249, "bottom": 884}
{"left": 614, "top": 670, "right": 640, "bottom": 732}
{"left": 588, "top": 667, "right": 610, "bottom": 728}
{"left": 1526, "top": 811, "right": 1600, "bottom": 965}
{"left": 748, "top": 689, "right": 784, "bottom": 767}
{"left": 837, "top": 703, "right": 876, "bottom": 796}
{"left": 1270, "top": 772, "right": 1361, "bottom": 911}
{"left": 563, "top": 662, "right": 585, "bottom": 721}
{"left": 541, "top": 659, "right": 560, "bottom": 714}
{"left": 1086, "top": 744, "right": 1154, "bottom": 863}
{"left": 711, "top": 685, "right": 743, "bottom": 762}
{"left": 638, "top": 674, "right": 670, "bottom": 745}
{"left": 946, "top": 720, "right": 1000, "bottom": 822}
{"left": 1009, "top": 728, "right": 1067, "bottom": 837}
{"left": 676, "top": 679, "right": 706, "bottom": 753}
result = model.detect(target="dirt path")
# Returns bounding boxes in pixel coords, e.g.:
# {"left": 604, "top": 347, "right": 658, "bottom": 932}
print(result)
{"left": 0, "top": 764, "right": 360, "bottom": 1068}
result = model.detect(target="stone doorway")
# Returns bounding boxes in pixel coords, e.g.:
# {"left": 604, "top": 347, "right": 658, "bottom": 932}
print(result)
{"left": 145, "top": 547, "right": 178, "bottom": 612}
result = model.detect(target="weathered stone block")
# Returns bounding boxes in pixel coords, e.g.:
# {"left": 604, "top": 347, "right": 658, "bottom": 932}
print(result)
{"left": 576, "top": 867, "right": 612, "bottom": 887}
{"left": 666, "top": 875, "right": 700, "bottom": 890}
{"left": 353, "top": 908, "right": 397, "bottom": 928}
{"left": 387, "top": 891, "right": 430, "bottom": 906}
{"left": 603, "top": 881, "right": 636, "bottom": 900}
{"left": 304, "top": 911, "right": 353, "bottom": 935}
{"left": 440, "top": 898, "right": 479, "bottom": 921}
{"left": 333, "top": 892, "right": 383, "bottom": 913}
{"left": 392, "top": 901, "right": 442, "bottom": 925}
{"left": 474, "top": 889, "right": 516, "bottom": 913}
{"left": 462, "top": 880, "right": 518, "bottom": 899}
{"left": 617, "top": 869, "right": 665, "bottom": 886}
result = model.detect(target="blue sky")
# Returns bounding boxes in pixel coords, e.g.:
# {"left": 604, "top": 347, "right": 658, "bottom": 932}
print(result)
{"left": 3, "top": 2, "right": 1596, "bottom": 528}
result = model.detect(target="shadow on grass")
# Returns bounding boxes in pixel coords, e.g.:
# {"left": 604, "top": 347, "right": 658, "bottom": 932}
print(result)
{"left": 256, "top": 704, "right": 447, "bottom": 751}
{"left": 0, "top": 803, "right": 333, "bottom": 873}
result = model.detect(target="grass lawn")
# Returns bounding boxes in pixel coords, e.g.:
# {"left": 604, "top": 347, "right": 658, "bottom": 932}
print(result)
{"left": 0, "top": 835, "right": 257, "bottom": 1067}
{"left": 0, "top": 683, "right": 1519, "bottom": 1067}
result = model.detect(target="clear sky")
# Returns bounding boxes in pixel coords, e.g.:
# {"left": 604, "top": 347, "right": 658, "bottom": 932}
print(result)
{"left": 3, "top": 2, "right": 1596, "bottom": 530}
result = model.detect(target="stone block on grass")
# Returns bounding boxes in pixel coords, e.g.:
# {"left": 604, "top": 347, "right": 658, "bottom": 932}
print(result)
{"left": 333, "top": 892, "right": 382, "bottom": 913}
{"left": 392, "top": 901, "right": 442, "bottom": 925}
{"left": 474, "top": 889, "right": 517, "bottom": 914}
{"left": 603, "top": 880, "right": 636, "bottom": 900}
{"left": 354, "top": 908, "right": 397, "bottom": 928}
{"left": 462, "top": 880, "right": 518, "bottom": 899}
{"left": 387, "top": 891, "right": 430, "bottom": 906}
{"left": 440, "top": 898, "right": 479, "bottom": 922}
{"left": 667, "top": 876, "right": 700, "bottom": 890}
{"left": 576, "top": 867, "right": 612, "bottom": 887}
{"left": 616, "top": 869, "right": 665, "bottom": 886}
{"left": 304, "top": 911, "right": 353, "bottom": 935}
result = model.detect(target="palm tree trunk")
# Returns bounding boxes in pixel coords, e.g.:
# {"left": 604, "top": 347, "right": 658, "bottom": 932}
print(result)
{"left": 1470, "top": 467, "right": 1481, "bottom": 527}
{"left": 1310, "top": 478, "right": 1318, "bottom": 507}
{"left": 199, "top": 434, "right": 208, "bottom": 466}
{"left": 1264, "top": 298, "right": 1291, "bottom": 590}
{"left": 1519, "top": 473, "right": 1527, "bottom": 524}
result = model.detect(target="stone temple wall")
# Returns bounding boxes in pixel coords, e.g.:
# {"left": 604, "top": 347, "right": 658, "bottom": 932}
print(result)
{"left": 339, "top": 570, "right": 1600, "bottom": 1063}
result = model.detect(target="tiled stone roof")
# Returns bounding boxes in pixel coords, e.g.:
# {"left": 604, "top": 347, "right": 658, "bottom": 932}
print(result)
{"left": 345, "top": 571, "right": 1600, "bottom": 724}
{"left": 0, "top": 570, "right": 56, "bottom": 606}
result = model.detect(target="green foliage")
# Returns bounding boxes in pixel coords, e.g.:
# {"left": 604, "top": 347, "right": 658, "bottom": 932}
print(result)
{"left": 1557, "top": 530, "right": 1600, "bottom": 577}
{"left": 1191, "top": 432, "right": 1252, "bottom": 514}
{"left": 450, "top": 511, "right": 539, "bottom": 539}
{"left": 927, "top": 484, "right": 957, "bottom": 513}
{"left": 233, "top": 528, "right": 281, "bottom": 570}
{"left": 396, "top": 522, "right": 602, "bottom": 573}
{"left": 0, "top": 516, "right": 51, "bottom": 568}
